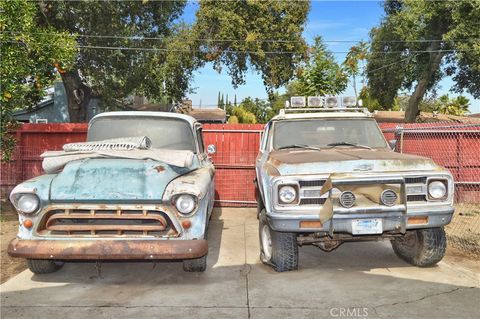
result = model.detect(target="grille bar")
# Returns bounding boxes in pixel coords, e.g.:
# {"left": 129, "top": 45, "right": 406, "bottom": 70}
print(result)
{"left": 39, "top": 209, "right": 174, "bottom": 237}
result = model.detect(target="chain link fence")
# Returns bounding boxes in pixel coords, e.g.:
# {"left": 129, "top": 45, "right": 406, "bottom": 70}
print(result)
{"left": 382, "top": 122, "right": 480, "bottom": 256}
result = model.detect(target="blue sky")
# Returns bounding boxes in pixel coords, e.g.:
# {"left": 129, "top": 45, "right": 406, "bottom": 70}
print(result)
{"left": 182, "top": 1, "right": 480, "bottom": 113}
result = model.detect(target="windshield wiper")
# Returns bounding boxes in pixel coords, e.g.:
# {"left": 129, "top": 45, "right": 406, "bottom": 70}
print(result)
{"left": 277, "top": 144, "right": 322, "bottom": 151}
{"left": 326, "top": 142, "right": 372, "bottom": 150}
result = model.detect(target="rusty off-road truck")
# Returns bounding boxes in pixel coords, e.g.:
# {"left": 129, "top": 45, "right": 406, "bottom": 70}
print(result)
{"left": 255, "top": 99, "right": 453, "bottom": 272}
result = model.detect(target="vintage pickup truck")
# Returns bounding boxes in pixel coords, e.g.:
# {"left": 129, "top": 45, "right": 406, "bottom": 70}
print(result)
{"left": 8, "top": 112, "right": 216, "bottom": 273}
{"left": 255, "top": 105, "right": 454, "bottom": 272}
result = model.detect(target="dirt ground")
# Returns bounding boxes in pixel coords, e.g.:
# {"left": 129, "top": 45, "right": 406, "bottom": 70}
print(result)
{"left": 1, "top": 201, "right": 25, "bottom": 284}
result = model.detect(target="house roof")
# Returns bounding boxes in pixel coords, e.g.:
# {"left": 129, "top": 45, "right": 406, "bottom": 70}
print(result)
{"left": 373, "top": 111, "right": 480, "bottom": 123}
{"left": 186, "top": 108, "right": 226, "bottom": 122}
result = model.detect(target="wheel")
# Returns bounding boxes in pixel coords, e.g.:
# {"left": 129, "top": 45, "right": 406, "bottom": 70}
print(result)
{"left": 391, "top": 227, "right": 447, "bottom": 267}
{"left": 27, "top": 259, "right": 64, "bottom": 274}
{"left": 183, "top": 255, "right": 207, "bottom": 272}
{"left": 259, "top": 210, "right": 298, "bottom": 272}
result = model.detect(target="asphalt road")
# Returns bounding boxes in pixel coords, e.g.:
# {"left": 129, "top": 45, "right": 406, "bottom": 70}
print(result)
{"left": 1, "top": 208, "right": 479, "bottom": 319}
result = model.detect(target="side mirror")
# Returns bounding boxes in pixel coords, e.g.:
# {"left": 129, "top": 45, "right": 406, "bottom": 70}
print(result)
{"left": 207, "top": 144, "right": 216, "bottom": 155}
{"left": 389, "top": 139, "right": 397, "bottom": 151}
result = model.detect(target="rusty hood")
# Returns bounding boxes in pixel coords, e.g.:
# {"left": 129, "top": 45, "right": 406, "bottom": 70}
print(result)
{"left": 50, "top": 158, "right": 193, "bottom": 201}
{"left": 266, "top": 148, "right": 440, "bottom": 176}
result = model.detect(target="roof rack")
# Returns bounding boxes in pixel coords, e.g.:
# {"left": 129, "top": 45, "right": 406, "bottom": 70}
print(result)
{"left": 279, "top": 107, "right": 371, "bottom": 116}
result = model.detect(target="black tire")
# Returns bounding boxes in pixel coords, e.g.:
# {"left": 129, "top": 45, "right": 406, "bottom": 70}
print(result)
{"left": 27, "top": 259, "right": 64, "bottom": 274}
{"left": 183, "top": 255, "right": 207, "bottom": 272}
{"left": 256, "top": 188, "right": 264, "bottom": 220}
{"left": 259, "top": 210, "right": 298, "bottom": 272}
{"left": 391, "top": 227, "right": 447, "bottom": 267}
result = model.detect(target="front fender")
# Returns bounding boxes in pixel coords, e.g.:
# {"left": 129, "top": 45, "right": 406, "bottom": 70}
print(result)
{"left": 163, "top": 167, "right": 215, "bottom": 239}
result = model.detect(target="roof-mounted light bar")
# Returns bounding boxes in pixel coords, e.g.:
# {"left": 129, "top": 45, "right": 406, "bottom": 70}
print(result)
{"left": 288, "top": 95, "right": 359, "bottom": 109}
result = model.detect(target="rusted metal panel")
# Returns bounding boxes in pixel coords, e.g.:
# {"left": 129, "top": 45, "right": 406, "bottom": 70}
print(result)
{"left": 8, "top": 238, "right": 208, "bottom": 260}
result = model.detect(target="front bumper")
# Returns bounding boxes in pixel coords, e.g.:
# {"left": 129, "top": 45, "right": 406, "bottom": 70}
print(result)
{"left": 267, "top": 206, "right": 454, "bottom": 234}
{"left": 8, "top": 238, "right": 208, "bottom": 260}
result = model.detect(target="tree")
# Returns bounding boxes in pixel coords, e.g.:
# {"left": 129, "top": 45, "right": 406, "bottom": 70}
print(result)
{"left": 36, "top": 0, "right": 192, "bottom": 121}
{"left": 420, "top": 95, "right": 470, "bottom": 116}
{"left": 193, "top": 0, "right": 310, "bottom": 98}
{"left": 367, "top": 0, "right": 480, "bottom": 122}
{"left": 289, "top": 37, "right": 348, "bottom": 96}
{"left": 1, "top": 0, "right": 76, "bottom": 160}
{"left": 343, "top": 42, "right": 368, "bottom": 101}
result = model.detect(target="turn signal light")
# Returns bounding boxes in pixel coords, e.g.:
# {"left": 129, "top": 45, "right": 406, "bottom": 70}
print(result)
{"left": 299, "top": 221, "right": 322, "bottom": 229}
{"left": 23, "top": 219, "right": 33, "bottom": 229}
{"left": 407, "top": 216, "right": 429, "bottom": 225}
{"left": 181, "top": 220, "right": 192, "bottom": 229}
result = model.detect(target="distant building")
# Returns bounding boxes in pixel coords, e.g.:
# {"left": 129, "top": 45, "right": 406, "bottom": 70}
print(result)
{"left": 176, "top": 99, "right": 227, "bottom": 123}
{"left": 13, "top": 82, "right": 101, "bottom": 123}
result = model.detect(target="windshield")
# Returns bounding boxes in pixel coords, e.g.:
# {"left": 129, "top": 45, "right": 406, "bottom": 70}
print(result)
{"left": 87, "top": 117, "right": 196, "bottom": 151}
{"left": 272, "top": 119, "right": 387, "bottom": 150}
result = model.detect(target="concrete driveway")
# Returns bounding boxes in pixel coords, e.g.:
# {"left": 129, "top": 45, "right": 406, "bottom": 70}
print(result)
{"left": 1, "top": 208, "right": 479, "bottom": 319}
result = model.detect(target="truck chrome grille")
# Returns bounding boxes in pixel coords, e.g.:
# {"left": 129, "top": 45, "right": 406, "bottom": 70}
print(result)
{"left": 38, "top": 208, "right": 177, "bottom": 238}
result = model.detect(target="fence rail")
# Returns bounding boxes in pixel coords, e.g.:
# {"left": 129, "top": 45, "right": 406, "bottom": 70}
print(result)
{"left": 1, "top": 122, "right": 479, "bottom": 254}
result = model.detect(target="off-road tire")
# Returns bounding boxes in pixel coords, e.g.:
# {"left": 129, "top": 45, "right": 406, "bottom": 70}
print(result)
{"left": 27, "top": 259, "right": 64, "bottom": 274}
{"left": 259, "top": 210, "right": 298, "bottom": 272}
{"left": 183, "top": 255, "right": 207, "bottom": 272}
{"left": 391, "top": 227, "right": 446, "bottom": 267}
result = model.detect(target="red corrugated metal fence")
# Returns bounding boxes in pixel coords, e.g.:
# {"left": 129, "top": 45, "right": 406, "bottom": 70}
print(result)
{"left": 2, "top": 122, "right": 480, "bottom": 205}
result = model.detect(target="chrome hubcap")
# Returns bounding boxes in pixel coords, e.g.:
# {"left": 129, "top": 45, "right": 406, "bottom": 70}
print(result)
{"left": 261, "top": 224, "right": 273, "bottom": 261}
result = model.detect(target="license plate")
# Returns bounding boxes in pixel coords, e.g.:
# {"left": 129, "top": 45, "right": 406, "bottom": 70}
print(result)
{"left": 352, "top": 219, "right": 383, "bottom": 235}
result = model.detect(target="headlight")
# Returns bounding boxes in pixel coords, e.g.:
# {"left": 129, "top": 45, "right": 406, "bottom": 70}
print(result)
{"left": 15, "top": 194, "right": 40, "bottom": 214}
{"left": 175, "top": 194, "right": 196, "bottom": 215}
{"left": 428, "top": 181, "right": 447, "bottom": 199}
{"left": 278, "top": 185, "right": 297, "bottom": 204}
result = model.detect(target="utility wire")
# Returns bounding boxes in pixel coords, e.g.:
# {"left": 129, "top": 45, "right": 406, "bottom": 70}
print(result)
{"left": 1, "top": 40, "right": 471, "bottom": 55}
{"left": 367, "top": 54, "right": 419, "bottom": 73}
{"left": 3, "top": 31, "right": 479, "bottom": 44}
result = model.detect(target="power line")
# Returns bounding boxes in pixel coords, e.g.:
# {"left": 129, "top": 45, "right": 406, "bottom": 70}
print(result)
{"left": 3, "top": 31, "right": 479, "bottom": 44}
{"left": 2, "top": 40, "right": 472, "bottom": 55}
{"left": 367, "top": 54, "right": 419, "bottom": 74}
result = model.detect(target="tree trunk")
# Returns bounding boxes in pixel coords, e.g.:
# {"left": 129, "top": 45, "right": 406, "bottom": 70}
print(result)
{"left": 352, "top": 74, "right": 357, "bottom": 101}
{"left": 405, "top": 51, "right": 445, "bottom": 123}
{"left": 60, "top": 70, "right": 92, "bottom": 122}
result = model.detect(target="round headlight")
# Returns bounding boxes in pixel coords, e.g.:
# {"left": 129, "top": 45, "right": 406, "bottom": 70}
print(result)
{"left": 279, "top": 185, "right": 297, "bottom": 204}
{"left": 16, "top": 194, "right": 40, "bottom": 214}
{"left": 175, "top": 194, "right": 196, "bottom": 215}
{"left": 428, "top": 181, "right": 447, "bottom": 199}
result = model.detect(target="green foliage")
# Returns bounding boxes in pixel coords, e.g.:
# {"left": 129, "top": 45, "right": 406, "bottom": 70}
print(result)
{"left": 193, "top": 0, "right": 310, "bottom": 94}
{"left": 230, "top": 106, "right": 257, "bottom": 124}
{"left": 0, "top": 0, "right": 76, "bottom": 161}
{"left": 288, "top": 37, "right": 348, "bottom": 96}
{"left": 367, "top": 0, "right": 480, "bottom": 120}
{"left": 358, "top": 87, "right": 382, "bottom": 112}
{"left": 420, "top": 95, "right": 470, "bottom": 116}
{"left": 343, "top": 41, "right": 368, "bottom": 100}
{"left": 37, "top": 1, "right": 193, "bottom": 107}
{"left": 228, "top": 115, "right": 239, "bottom": 124}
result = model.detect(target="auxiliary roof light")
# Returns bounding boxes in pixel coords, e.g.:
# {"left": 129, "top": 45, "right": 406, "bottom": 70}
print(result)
{"left": 307, "top": 96, "right": 323, "bottom": 107}
{"left": 342, "top": 96, "right": 357, "bottom": 108}
{"left": 290, "top": 96, "right": 306, "bottom": 108}
{"left": 324, "top": 96, "right": 339, "bottom": 108}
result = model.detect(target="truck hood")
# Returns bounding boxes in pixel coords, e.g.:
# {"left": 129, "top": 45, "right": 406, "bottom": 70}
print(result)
{"left": 50, "top": 158, "right": 192, "bottom": 201}
{"left": 266, "top": 148, "right": 440, "bottom": 176}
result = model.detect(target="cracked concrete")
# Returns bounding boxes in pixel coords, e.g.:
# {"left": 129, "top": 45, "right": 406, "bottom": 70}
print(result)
{"left": 1, "top": 208, "right": 479, "bottom": 319}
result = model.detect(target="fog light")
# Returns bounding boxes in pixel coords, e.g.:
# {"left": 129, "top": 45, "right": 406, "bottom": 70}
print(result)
{"left": 339, "top": 191, "right": 356, "bottom": 208}
{"left": 381, "top": 190, "right": 397, "bottom": 206}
